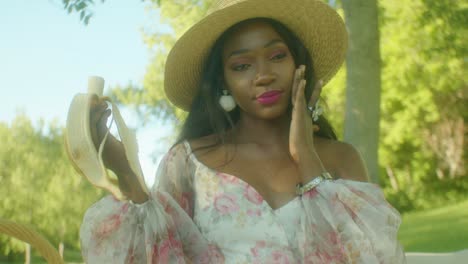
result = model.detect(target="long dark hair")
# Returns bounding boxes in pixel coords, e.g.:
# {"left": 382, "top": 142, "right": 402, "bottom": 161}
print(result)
{"left": 174, "top": 18, "right": 337, "bottom": 150}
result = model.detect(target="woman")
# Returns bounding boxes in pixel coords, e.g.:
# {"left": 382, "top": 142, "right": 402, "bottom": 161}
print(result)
{"left": 81, "top": 0, "right": 406, "bottom": 263}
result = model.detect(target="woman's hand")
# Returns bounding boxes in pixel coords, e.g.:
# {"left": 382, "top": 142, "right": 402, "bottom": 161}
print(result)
{"left": 89, "top": 96, "right": 128, "bottom": 173}
{"left": 289, "top": 65, "right": 325, "bottom": 181}
{"left": 89, "top": 96, "right": 149, "bottom": 202}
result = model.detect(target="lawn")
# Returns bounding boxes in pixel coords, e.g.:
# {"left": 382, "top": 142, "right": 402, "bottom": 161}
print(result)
{"left": 399, "top": 199, "right": 468, "bottom": 252}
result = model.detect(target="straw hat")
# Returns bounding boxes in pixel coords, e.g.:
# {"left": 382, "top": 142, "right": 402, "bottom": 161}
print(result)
{"left": 164, "top": 0, "right": 348, "bottom": 111}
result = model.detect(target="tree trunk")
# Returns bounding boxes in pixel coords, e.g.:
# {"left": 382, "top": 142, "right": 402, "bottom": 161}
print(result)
{"left": 342, "top": 0, "right": 382, "bottom": 184}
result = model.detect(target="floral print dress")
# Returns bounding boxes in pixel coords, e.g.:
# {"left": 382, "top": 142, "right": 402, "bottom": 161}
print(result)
{"left": 80, "top": 141, "right": 406, "bottom": 263}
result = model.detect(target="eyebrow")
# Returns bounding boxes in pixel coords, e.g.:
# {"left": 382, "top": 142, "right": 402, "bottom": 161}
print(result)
{"left": 227, "top": 39, "right": 285, "bottom": 58}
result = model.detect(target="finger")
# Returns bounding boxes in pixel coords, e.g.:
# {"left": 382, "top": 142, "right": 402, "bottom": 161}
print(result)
{"left": 291, "top": 68, "right": 300, "bottom": 106}
{"left": 295, "top": 79, "right": 307, "bottom": 109}
{"left": 90, "top": 107, "right": 109, "bottom": 148}
{"left": 98, "top": 98, "right": 108, "bottom": 108}
{"left": 291, "top": 65, "right": 305, "bottom": 106}
{"left": 89, "top": 94, "right": 100, "bottom": 108}
{"left": 96, "top": 109, "right": 111, "bottom": 140}
{"left": 90, "top": 99, "right": 108, "bottom": 113}
{"left": 89, "top": 116, "right": 99, "bottom": 150}
{"left": 90, "top": 106, "right": 107, "bottom": 125}
{"left": 309, "top": 80, "right": 323, "bottom": 107}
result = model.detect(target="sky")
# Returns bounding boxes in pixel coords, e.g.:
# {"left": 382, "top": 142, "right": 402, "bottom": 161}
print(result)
{"left": 0, "top": 0, "right": 173, "bottom": 186}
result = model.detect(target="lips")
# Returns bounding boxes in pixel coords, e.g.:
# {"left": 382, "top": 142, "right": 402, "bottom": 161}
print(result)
{"left": 256, "top": 90, "right": 282, "bottom": 105}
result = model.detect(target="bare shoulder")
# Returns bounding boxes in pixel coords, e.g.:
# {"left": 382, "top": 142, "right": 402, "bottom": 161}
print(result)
{"left": 188, "top": 134, "right": 220, "bottom": 153}
{"left": 315, "top": 137, "right": 369, "bottom": 182}
{"left": 187, "top": 134, "right": 227, "bottom": 164}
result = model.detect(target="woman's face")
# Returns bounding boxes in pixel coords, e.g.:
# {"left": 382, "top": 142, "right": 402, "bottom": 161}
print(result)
{"left": 222, "top": 21, "right": 296, "bottom": 120}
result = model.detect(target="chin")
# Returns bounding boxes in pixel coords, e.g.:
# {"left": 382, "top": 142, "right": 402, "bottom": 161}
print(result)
{"left": 256, "top": 105, "right": 290, "bottom": 120}
{"left": 238, "top": 100, "right": 291, "bottom": 121}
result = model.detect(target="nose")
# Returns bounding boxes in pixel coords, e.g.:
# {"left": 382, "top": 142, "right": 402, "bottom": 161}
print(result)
{"left": 253, "top": 62, "right": 275, "bottom": 86}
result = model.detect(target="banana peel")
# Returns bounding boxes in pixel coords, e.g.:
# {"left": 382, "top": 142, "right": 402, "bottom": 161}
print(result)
{"left": 64, "top": 76, "right": 149, "bottom": 200}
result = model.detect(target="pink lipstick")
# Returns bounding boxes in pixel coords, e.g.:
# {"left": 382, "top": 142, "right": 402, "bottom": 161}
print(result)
{"left": 257, "top": 90, "right": 282, "bottom": 105}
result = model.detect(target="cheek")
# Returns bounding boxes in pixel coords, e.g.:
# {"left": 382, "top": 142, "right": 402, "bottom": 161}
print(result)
{"left": 286, "top": 69, "right": 295, "bottom": 86}
{"left": 223, "top": 69, "right": 255, "bottom": 94}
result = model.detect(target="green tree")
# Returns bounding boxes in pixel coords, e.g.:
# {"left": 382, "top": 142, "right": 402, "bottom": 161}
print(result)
{"left": 0, "top": 115, "right": 104, "bottom": 259}
{"left": 379, "top": 0, "right": 467, "bottom": 210}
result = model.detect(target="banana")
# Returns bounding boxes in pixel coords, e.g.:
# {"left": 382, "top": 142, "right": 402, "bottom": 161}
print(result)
{"left": 65, "top": 76, "right": 149, "bottom": 200}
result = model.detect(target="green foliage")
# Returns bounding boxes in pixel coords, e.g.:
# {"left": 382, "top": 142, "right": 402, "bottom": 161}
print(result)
{"left": 321, "top": 67, "right": 346, "bottom": 140}
{"left": 379, "top": 0, "right": 467, "bottom": 211}
{"left": 62, "top": 0, "right": 102, "bottom": 25}
{"left": 0, "top": 115, "right": 105, "bottom": 258}
{"left": 110, "top": 0, "right": 217, "bottom": 128}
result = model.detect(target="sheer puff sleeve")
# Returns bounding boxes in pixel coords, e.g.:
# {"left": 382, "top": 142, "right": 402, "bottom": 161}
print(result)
{"left": 297, "top": 179, "right": 406, "bottom": 263}
{"left": 79, "top": 143, "right": 224, "bottom": 264}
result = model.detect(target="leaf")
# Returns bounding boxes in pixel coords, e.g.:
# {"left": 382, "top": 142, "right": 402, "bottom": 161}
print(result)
{"left": 84, "top": 14, "right": 92, "bottom": 25}
{"left": 76, "top": 1, "right": 88, "bottom": 12}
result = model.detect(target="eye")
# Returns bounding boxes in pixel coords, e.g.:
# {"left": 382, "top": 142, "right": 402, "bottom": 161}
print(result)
{"left": 271, "top": 51, "right": 287, "bottom": 60}
{"left": 232, "top": 64, "right": 251, "bottom": 71}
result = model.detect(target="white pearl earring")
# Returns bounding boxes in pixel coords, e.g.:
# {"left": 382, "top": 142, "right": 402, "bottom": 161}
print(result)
{"left": 218, "top": 90, "right": 236, "bottom": 112}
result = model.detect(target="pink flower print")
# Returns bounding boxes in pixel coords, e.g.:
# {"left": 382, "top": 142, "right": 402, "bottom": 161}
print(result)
{"left": 244, "top": 185, "right": 263, "bottom": 205}
{"left": 303, "top": 187, "right": 319, "bottom": 199}
{"left": 152, "top": 230, "right": 184, "bottom": 263}
{"left": 217, "top": 172, "right": 239, "bottom": 184}
{"left": 304, "top": 250, "right": 331, "bottom": 264}
{"left": 151, "top": 241, "right": 160, "bottom": 263}
{"left": 323, "top": 231, "right": 346, "bottom": 262}
{"left": 179, "top": 192, "right": 193, "bottom": 217}
{"left": 95, "top": 213, "right": 122, "bottom": 239}
{"left": 156, "top": 192, "right": 169, "bottom": 204}
{"left": 121, "top": 203, "right": 130, "bottom": 214}
{"left": 270, "top": 250, "right": 292, "bottom": 264}
{"left": 250, "top": 240, "right": 267, "bottom": 257}
{"left": 304, "top": 247, "right": 346, "bottom": 264}
{"left": 198, "top": 244, "right": 225, "bottom": 263}
{"left": 325, "top": 231, "right": 340, "bottom": 244}
{"left": 251, "top": 247, "right": 260, "bottom": 258}
{"left": 156, "top": 192, "right": 178, "bottom": 216}
{"left": 256, "top": 240, "right": 266, "bottom": 247}
{"left": 126, "top": 247, "right": 135, "bottom": 264}
{"left": 247, "top": 208, "right": 262, "bottom": 217}
{"left": 214, "top": 193, "right": 240, "bottom": 214}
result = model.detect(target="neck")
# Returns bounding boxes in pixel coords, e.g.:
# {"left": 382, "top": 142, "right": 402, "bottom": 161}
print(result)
{"left": 230, "top": 113, "right": 290, "bottom": 148}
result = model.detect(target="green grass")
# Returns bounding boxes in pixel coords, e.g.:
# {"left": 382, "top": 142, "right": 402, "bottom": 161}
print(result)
{"left": 399, "top": 199, "right": 468, "bottom": 252}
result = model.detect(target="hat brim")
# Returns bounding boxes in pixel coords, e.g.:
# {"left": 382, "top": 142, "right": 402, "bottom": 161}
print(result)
{"left": 164, "top": 0, "right": 347, "bottom": 111}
